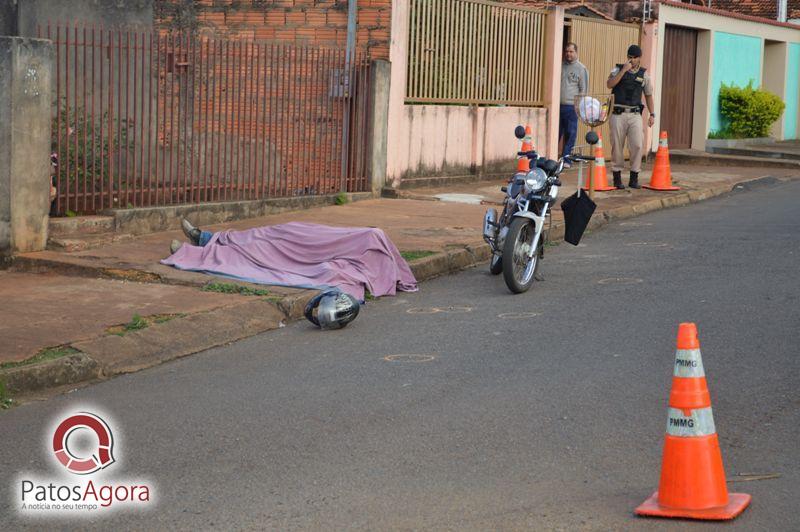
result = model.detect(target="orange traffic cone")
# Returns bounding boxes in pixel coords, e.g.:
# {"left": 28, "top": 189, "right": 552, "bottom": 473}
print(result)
{"left": 644, "top": 131, "right": 680, "bottom": 191}
{"left": 635, "top": 323, "right": 751, "bottom": 520}
{"left": 517, "top": 125, "right": 533, "bottom": 172}
{"left": 582, "top": 134, "right": 615, "bottom": 192}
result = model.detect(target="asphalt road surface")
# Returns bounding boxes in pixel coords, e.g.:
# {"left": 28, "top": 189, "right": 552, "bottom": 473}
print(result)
{"left": 2, "top": 179, "right": 799, "bottom": 530}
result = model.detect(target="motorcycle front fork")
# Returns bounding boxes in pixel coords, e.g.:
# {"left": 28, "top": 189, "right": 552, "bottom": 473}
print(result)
{"left": 526, "top": 202, "right": 550, "bottom": 259}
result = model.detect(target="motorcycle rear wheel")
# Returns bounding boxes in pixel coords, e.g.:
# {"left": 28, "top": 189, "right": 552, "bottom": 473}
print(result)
{"left": 502, "top": 217, "right": 541, "bottom": 294}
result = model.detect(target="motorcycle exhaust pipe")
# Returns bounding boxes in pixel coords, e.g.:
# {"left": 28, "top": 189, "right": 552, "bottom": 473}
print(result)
{"left": 483, "top": 208, "right": 498, "bottom": 242}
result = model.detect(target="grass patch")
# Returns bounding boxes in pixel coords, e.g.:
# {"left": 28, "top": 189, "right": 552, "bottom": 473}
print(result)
{"left": 125, "top": 313, "right": 148, "bottom": 332}
{"left": 107, "top": 313, "right": 185, "bottom": 336}
{"left": 400, "top": 250, "right": 437, "bottom": 262}
{"left": 545, "top": 240, "right": 561, "bottom": 248}
{"left": 202, "top": 282, "right": 274, "bottom": 297}
{"left": 335, "top": 192, "right": 349, "bottom": 205}
{"left": 153, "top": 313, "right": 186, "bottom": 324}
{"left": 0, "top": 345, "right": 80, "bottom": 370}
{"left": 0, "top": 380, "right": 12, "bottom": 410}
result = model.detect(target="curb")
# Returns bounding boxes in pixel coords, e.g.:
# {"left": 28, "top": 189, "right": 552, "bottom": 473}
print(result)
{"left": 669, "top": 151, "right": 800, "bottom": 170}
{"left": 1, "top": 354, "right": 102, "bottom": 396}
{"left": 1, "top": 291, "right": 317, "bottom": 401}
{"left": 0, "top": 175, "right": 784, "bottom": 402}
{"left": 413, "top": 176, "right": 780, "bottom": 280}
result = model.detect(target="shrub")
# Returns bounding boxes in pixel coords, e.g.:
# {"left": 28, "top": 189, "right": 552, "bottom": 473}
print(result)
{"left": 719, "top": 82, "right": 785, "bottom": 138}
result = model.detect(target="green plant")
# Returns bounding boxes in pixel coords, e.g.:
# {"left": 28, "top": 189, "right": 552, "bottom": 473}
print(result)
{"left": 107, "top": 313, "right": 185, "bottom": 335}
{"left": 202, "top": 282, "right": 273, "bottom": 297}
{"left": 335, "top": 192, "right": 349, "bottom": 205}
{"left": 124, "top": 314, "right": 149, "bottom": 332}
{"left": 51, "top": 101, "right": 135, "bottom": 209}
{"left": 707, "top": 128, "right": 737, "bottom": 139}
{"left": 0, "top": 346, "right": 79, "bottom": 370}
{"left": 400, "top": 250, "right": 437, "bottom": 262}
{"left": 719, "top": 82, "right": 785, "bottom": 138}
{"left": 0, "top": 380, "right": 13, "bottom": 409}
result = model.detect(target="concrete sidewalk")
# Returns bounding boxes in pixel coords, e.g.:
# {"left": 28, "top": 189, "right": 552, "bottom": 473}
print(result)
{"left": 1, "top": 160, "right": 797, "bottom": 400}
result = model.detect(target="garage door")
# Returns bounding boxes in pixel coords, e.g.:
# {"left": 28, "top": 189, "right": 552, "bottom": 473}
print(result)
{"left": 660, "top": 25, "right": 698, "bottom": 149}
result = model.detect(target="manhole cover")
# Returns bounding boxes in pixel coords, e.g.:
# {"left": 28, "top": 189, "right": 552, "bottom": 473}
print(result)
{"left": 620, "top": 221, "right": 654, "bottom": 227}
{"left": 407, "top": 306, "right": 473, "bottom": 314}
{"left": 497, "top": 312, "right": 541, "bottom": 319}
{"left": 597, "top": 277, "right": 644, "bottom": 285}
{"left": 383, "top": 354, "right": 436, "bottom": 363}
{"left": 625, "top": 242, "right": 668, "bottom": 247}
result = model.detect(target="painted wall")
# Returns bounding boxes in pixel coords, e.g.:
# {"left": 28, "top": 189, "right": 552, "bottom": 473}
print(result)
{"left": 388, "top": 105, "right": 548, "bottom": 183}
{"left": 710, "top": 32, "right": 763, "bottom": 133}
{"left": 386, "top": 0, "right": 555, "bottom": 185}
{"left": 786, "top": 43, "right": 800, "bottom": 139}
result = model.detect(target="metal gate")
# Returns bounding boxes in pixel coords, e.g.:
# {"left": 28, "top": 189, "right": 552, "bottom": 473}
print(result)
{"left": 42, "top": 24, "right": 372, "bottom": 216}
{"left": 565, "top": 16, "right": 640, "bottom": 153}
{"left": 660, "top": 25, "right": 697, "bottom": 149}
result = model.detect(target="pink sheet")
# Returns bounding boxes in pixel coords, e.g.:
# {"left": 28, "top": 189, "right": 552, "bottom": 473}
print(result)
{"left": 161, "top": 222, "right": 418, "bottom": 301}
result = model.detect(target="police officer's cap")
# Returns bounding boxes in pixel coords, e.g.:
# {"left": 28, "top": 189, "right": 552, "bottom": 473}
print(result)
{"left": 627, "top": 45, "right": 642, "bottom": 57}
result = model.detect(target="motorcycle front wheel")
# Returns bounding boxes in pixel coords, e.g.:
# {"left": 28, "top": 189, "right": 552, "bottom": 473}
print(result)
{"left": 489, "top": 254, "right": 503, "bottom": 275}
{"left": 502, "top": 217, "right": 541, "bottom": 294}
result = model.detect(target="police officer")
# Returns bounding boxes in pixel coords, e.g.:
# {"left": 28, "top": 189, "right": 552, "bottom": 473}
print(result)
{"left": 606, "top": 44, "right": 655, "bottom": 189}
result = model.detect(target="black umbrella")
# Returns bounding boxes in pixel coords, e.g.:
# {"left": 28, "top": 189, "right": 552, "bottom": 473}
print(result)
{"left": 560, "top": 130, "right": 600, "bottom": 246}
{"left": 560, "top": 187, "right": 596, "bottom": 246}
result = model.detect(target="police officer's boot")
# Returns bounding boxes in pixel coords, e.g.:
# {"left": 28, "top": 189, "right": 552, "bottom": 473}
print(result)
{"left": 628, "top": 171, "right": 641, "bottom": 189}
{"left": 613, "top": 171, "right": 625, "bottom": 190}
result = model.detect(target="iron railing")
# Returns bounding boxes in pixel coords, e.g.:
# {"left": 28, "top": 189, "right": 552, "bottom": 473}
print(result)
{"left": 41, "top": 24, "right": 372, "bottom": 216}
{"left": 406, "top": 0, "right": 547, "bottom": 106}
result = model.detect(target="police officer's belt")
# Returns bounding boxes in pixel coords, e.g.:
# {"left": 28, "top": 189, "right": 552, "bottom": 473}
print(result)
{"left": 613, "top": 105, "right": 643, "bottom": 114}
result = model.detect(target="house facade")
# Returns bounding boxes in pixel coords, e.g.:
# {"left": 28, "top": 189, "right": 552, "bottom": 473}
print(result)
{"left": 654, "top": 0, "right": 800, "bottom": 149}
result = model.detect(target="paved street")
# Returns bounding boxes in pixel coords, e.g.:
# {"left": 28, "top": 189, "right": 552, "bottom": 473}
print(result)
{"left": 2, "top": 179, "right": 799, "bottom": 530}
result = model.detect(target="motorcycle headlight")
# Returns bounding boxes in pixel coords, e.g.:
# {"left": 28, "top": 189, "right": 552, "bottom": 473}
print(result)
{"left": 524, "top": 168, "right": 547, "bottom": 193}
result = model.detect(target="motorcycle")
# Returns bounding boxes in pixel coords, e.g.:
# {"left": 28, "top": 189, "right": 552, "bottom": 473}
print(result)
{"left": 482, "top": 126, "right": 594, "bottom": 294}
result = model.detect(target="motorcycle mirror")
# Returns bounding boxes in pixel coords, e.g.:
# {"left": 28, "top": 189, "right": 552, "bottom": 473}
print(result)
{"left": 585, "top": 131, "right": 599, "bottom": 145}
{"left": 514, "top": 125, "right": 526, "bottom": 140}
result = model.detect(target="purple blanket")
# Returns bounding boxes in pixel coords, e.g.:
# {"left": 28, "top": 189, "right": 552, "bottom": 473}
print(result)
{"left": 161, "top": 222, "right": 418, "bottom": 301}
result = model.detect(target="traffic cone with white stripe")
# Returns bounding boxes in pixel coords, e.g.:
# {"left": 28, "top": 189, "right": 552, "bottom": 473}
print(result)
{"left": 635, "top": 323, "right": 751, "bottom": 520}
{"left": 517, "top": 125, "right": 533, "bottom": 172}
{"left": 644, "top": 131, "right": 680, "bottom": 191}
{"left": 581, "top": 134, "right": 615, "bottom": 192}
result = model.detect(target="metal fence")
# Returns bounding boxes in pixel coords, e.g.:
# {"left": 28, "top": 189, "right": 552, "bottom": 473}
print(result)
{"left": 406, "top": 0, "right": 547, "bottom": 106}
{"left": 41, "top": 24, "right": 372, "bottom": 216}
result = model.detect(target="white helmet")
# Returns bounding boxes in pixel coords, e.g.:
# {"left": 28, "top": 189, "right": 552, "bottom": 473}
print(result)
{"left": 577, "top": 96, "right": 602, "bottom": 122}
{"left": 304, "top": 290, "right": 361, "bottom": 330}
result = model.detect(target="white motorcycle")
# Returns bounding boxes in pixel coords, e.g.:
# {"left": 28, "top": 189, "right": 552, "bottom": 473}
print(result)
{"left": 483, "top": 126, "right": 594, "bottom": 293}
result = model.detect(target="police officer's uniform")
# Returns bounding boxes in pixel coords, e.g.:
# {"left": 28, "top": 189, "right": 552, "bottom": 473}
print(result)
{"left": 608, "top": 59, "right": 653, "bottom": 188}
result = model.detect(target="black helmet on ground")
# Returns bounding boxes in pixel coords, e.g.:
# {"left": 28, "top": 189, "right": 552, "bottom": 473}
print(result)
{"left": 304, "top": 290, "right": 361, "bottom": 330}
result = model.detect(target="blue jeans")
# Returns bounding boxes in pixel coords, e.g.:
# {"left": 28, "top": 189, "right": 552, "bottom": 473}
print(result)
{"left": 199, "top": 230, "right": 214, "bottom": 246}
{"left": 559, "top": 104, "right": 578, "bottom": 159}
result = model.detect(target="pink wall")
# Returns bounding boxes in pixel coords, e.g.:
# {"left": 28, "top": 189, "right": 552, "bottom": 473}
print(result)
{"left": 388, "top": 106, "right": 547, "bottom": 183}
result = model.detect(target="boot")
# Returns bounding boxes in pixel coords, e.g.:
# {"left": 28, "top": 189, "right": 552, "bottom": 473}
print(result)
{"left": 181, "top": 218, "right": 202, "bottom": 245}
{"left": 613, "top": 171, "right": 625, "bottom": 190}
{"left": 628, "top": 171, "right": 641, "bottom": 189}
